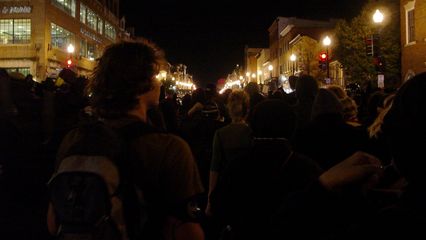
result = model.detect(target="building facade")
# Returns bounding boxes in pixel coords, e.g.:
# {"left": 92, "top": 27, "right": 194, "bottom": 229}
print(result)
{"left": 244, "top": 46, "right": 262, "bottom": 84}
{"left": 0, "top": 0, "right": 126, "bottom": 81}
{"left": 277, "top": 17, "right": 337, "bottom": 83}
{"left": 400, "top": 0, "right": 426, "bottom": 81}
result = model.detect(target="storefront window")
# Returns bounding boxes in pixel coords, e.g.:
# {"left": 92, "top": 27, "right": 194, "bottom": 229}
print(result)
{"left": 80, "top": 38, "right": 97, "bottom": 60}
{"left": 105, "top": 21, "right": 116, "bottom": 41}
{"left": 51, "top": 23, "right": 74, "bottom": 50}
{"left": 51, "top": 0, "right": 76, "bottom": 17}
{"left": 0, "top": 19, "right": 31, "bottom": 44}
{"left": 5, "top": 68, "right": 31, "bottom": 77}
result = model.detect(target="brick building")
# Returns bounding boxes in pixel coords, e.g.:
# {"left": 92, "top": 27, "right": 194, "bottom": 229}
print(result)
{"left": 400, "top": 0, "right": 426, "bottom": 81}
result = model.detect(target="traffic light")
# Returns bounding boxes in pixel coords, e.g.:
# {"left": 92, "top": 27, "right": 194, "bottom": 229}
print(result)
{"left": 373, "top": 56, "right": 385, "bottom": 72}
{"left": 365, "top": 37, "right": 374, "bottom": 56}
{"left": 366, "top": 34, "right": 380, "bottom": 57}
{"left": 318, "top": 52, "right": 327, "bottom": 70}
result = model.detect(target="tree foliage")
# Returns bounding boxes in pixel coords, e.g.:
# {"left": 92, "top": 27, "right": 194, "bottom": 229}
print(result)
{"left": 334, "top": 0, "right": 400, "bottom": 88}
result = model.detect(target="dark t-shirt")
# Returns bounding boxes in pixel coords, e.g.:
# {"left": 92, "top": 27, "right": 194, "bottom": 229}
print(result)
{"left": 55, "top": 116, "right": 204, "bottom": 210}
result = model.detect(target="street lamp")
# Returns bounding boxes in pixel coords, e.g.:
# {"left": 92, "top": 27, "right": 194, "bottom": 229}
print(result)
{"left": 322, "top": 36, "right": 331, "bottom": 81}
{"left": 66, "top": 43, "right": 74, "bottom": 68}
{"left": 373, "top": 9, "right": 384, "bottom": 24}
{"left": 268, "top": 64, "right": 273, "bottom": 79}
{"left": 290, "top": 54, "right": 297, "bottom": 75}
{"left": 373, "top": 9, "right": 385, "bottom": 88}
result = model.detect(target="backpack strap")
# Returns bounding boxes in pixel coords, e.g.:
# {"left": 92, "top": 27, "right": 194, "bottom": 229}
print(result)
{"left": 112, "top": 120, "right": 161, "bottom": 240}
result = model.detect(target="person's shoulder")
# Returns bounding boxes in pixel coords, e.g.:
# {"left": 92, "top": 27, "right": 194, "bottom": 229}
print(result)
{"left": 138, "top": 132, "right": 190, "bottom": 149}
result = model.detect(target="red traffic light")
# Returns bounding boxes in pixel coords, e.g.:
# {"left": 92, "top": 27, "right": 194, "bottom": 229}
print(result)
{"left": 320, "top": 53, "right": 328, "bottom": 61}
{"left": 66, "top": 59, "right": 72, "bottom": 67}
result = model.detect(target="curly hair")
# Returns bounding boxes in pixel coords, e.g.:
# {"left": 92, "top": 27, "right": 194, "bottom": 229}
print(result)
{"left": 87, "top": 39, "right": 166, "bottom": 118}
{"left": 227, "top": 90, "right": 249, "bottom": 122}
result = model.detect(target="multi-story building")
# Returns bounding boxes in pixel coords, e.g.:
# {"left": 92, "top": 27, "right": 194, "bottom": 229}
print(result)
{"left": 255, "top": 48, "right": 269, "bottom": 84}
{"left": 400, "top": 0, "right": 426, "bottom": 81}
{"left": 244, "top": 46, "right": 262, "bottom": 84}
{"left": 276, "top": 17, "right": 337, "bottom": 83}
{"left": 0, "top": 0, "right": 127, "bottom": 81}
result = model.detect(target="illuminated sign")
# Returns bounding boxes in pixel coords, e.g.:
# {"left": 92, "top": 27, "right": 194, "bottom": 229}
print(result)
{"left": 1, "top": 6, "right": 32, "bottom": 14}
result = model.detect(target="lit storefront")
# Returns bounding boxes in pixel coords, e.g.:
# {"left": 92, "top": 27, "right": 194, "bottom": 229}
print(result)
{"left": 0, "top": 0, "right": 126, "bottom": 81}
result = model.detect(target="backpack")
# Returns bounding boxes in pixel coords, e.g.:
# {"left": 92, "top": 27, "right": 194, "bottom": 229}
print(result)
{"left": 201, "top": 100, "right": 221, "bottom": 121}
{"left": 48, "top": 119, "right": 157, "bottom": 240}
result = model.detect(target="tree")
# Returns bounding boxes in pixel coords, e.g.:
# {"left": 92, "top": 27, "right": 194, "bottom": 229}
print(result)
{"left": 334, "top": 0, "right": 400, "bottom": 88}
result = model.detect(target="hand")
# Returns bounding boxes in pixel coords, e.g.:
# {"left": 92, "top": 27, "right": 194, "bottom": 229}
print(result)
{"left": 319, "top": 151, "right": 383, "bottom": 191}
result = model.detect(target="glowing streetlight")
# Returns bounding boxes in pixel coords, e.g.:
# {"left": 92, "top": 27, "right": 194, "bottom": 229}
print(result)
{"left": 66, "top": 44, "right": 75, "bottom": 68}
{"left": 322, "top": 36, "right": 331, "bottom": 80}
{"left": 290, "top": 54, "right": 297, "bottom": 75}
{"left": 268, "top": 65, "right": 273, "bottom": 79}
{"left": 373, "top": 9, "right": 384, "bottom": 24}
{"left": 67, "top": 44, "right": 75, "bottom": 53}
{"left": 373, "top": 9, "right": 385, "bottom": 88}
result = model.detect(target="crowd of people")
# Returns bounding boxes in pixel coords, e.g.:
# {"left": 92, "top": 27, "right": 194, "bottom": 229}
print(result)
{"left": 1, "top": 38, "right": 425, "bottom": 239}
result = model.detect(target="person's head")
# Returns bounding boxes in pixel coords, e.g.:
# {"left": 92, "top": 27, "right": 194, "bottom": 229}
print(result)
{"left": 244, "top": 82, "right": 260, "bottom": 96}
{"left": 340, "top": 96, "right": 358, "bottom": 122}
{"left": 288, "top": 75, "right": 298, "bottom": 90}
{"left": 250, "top": 99, "right": 297, "bottom": 139}
{"left": 295, "top": 75, "right": 319, "bottom": 102}
{"left": 382, "top": 72, "right": 426, "bottom": 184}
{"left": 326, "top": 85, "right": 347, "bottom": 99}
{"left": 59, "top": 68, "right": 77, "bottom": 85}
{"left": 226, "top": 90, "right": 249, "bottom": 123}
{"left": 205, "top": 83, "right": 217, "bottom": 100}
{"left": 88, "top": 39, "right": 166, "bottom": 118}
{"left": 311, "top": 88, "right": 343, "bottom": 121}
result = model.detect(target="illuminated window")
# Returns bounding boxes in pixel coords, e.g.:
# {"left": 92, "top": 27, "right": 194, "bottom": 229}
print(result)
{"left": 405, "top": 1, "right": 416, "bottom": 44}
{"left": 97, "top": 17, "right": 103, "bottom": 34}
{"left": 407, "top": 9, "right": 415, "bottom": 43}
{"left": 86, "top": 8, "right": 97, "bottom": 31}
{"left": 105, "top": 21, "right": 116, "bottom": 41}
{"left": 51, "top": 23, "right": 74, "bottom": 50}
{"left": 80, "top": 3, "right": 104, "bottom": 35}
{"left": 5, "top": 68, "right": 30, "bottom": 76}
{"left": 80, "top": 3, "right": 86, "bottom": 23}
{"left": 51, "top": 0, "right": 76, "bottom": 17}
{"left": 0, "top": 19, "right": 31, "bottom": 44}
{"left": 80, "top": 38, "right": 97, "bottom": 59}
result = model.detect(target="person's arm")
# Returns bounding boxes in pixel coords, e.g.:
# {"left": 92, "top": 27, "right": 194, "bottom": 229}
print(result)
{"left": 187, "top": 102, "right": 203, "bottom": 117}
{"left": 271, "top": 151, "right": 383, "bottom": 238}
{"left": 206, "top": 130, "right": 223, "bottom": 216}
{"left": 47, "top": 202, "right": 57, "bottom": 235}
{"left": 162, "top": 135, "right": 205, "bottom": 240}
{"left": 205, "top": 171, "right": 218, "bottom": 216}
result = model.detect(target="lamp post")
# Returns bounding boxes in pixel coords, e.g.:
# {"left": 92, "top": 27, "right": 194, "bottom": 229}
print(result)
{"left": 66, "top": 43, "right": 74, "bottom": 68}
{"left": 322, "top": 36, "right": 331, "bottom": 81}
{"left": 373, "top": 9, "right": 384, "bottom": 88}
{"left": 290, "top": 54, "right": 297, "bottom": 75}
{"left": 268, "top": 64, "right": 273, "bottom": 80}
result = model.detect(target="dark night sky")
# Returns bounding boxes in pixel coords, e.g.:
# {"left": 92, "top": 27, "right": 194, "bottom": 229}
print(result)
{"left": 120, "top": 0, "right": 368, "bottom": 87}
